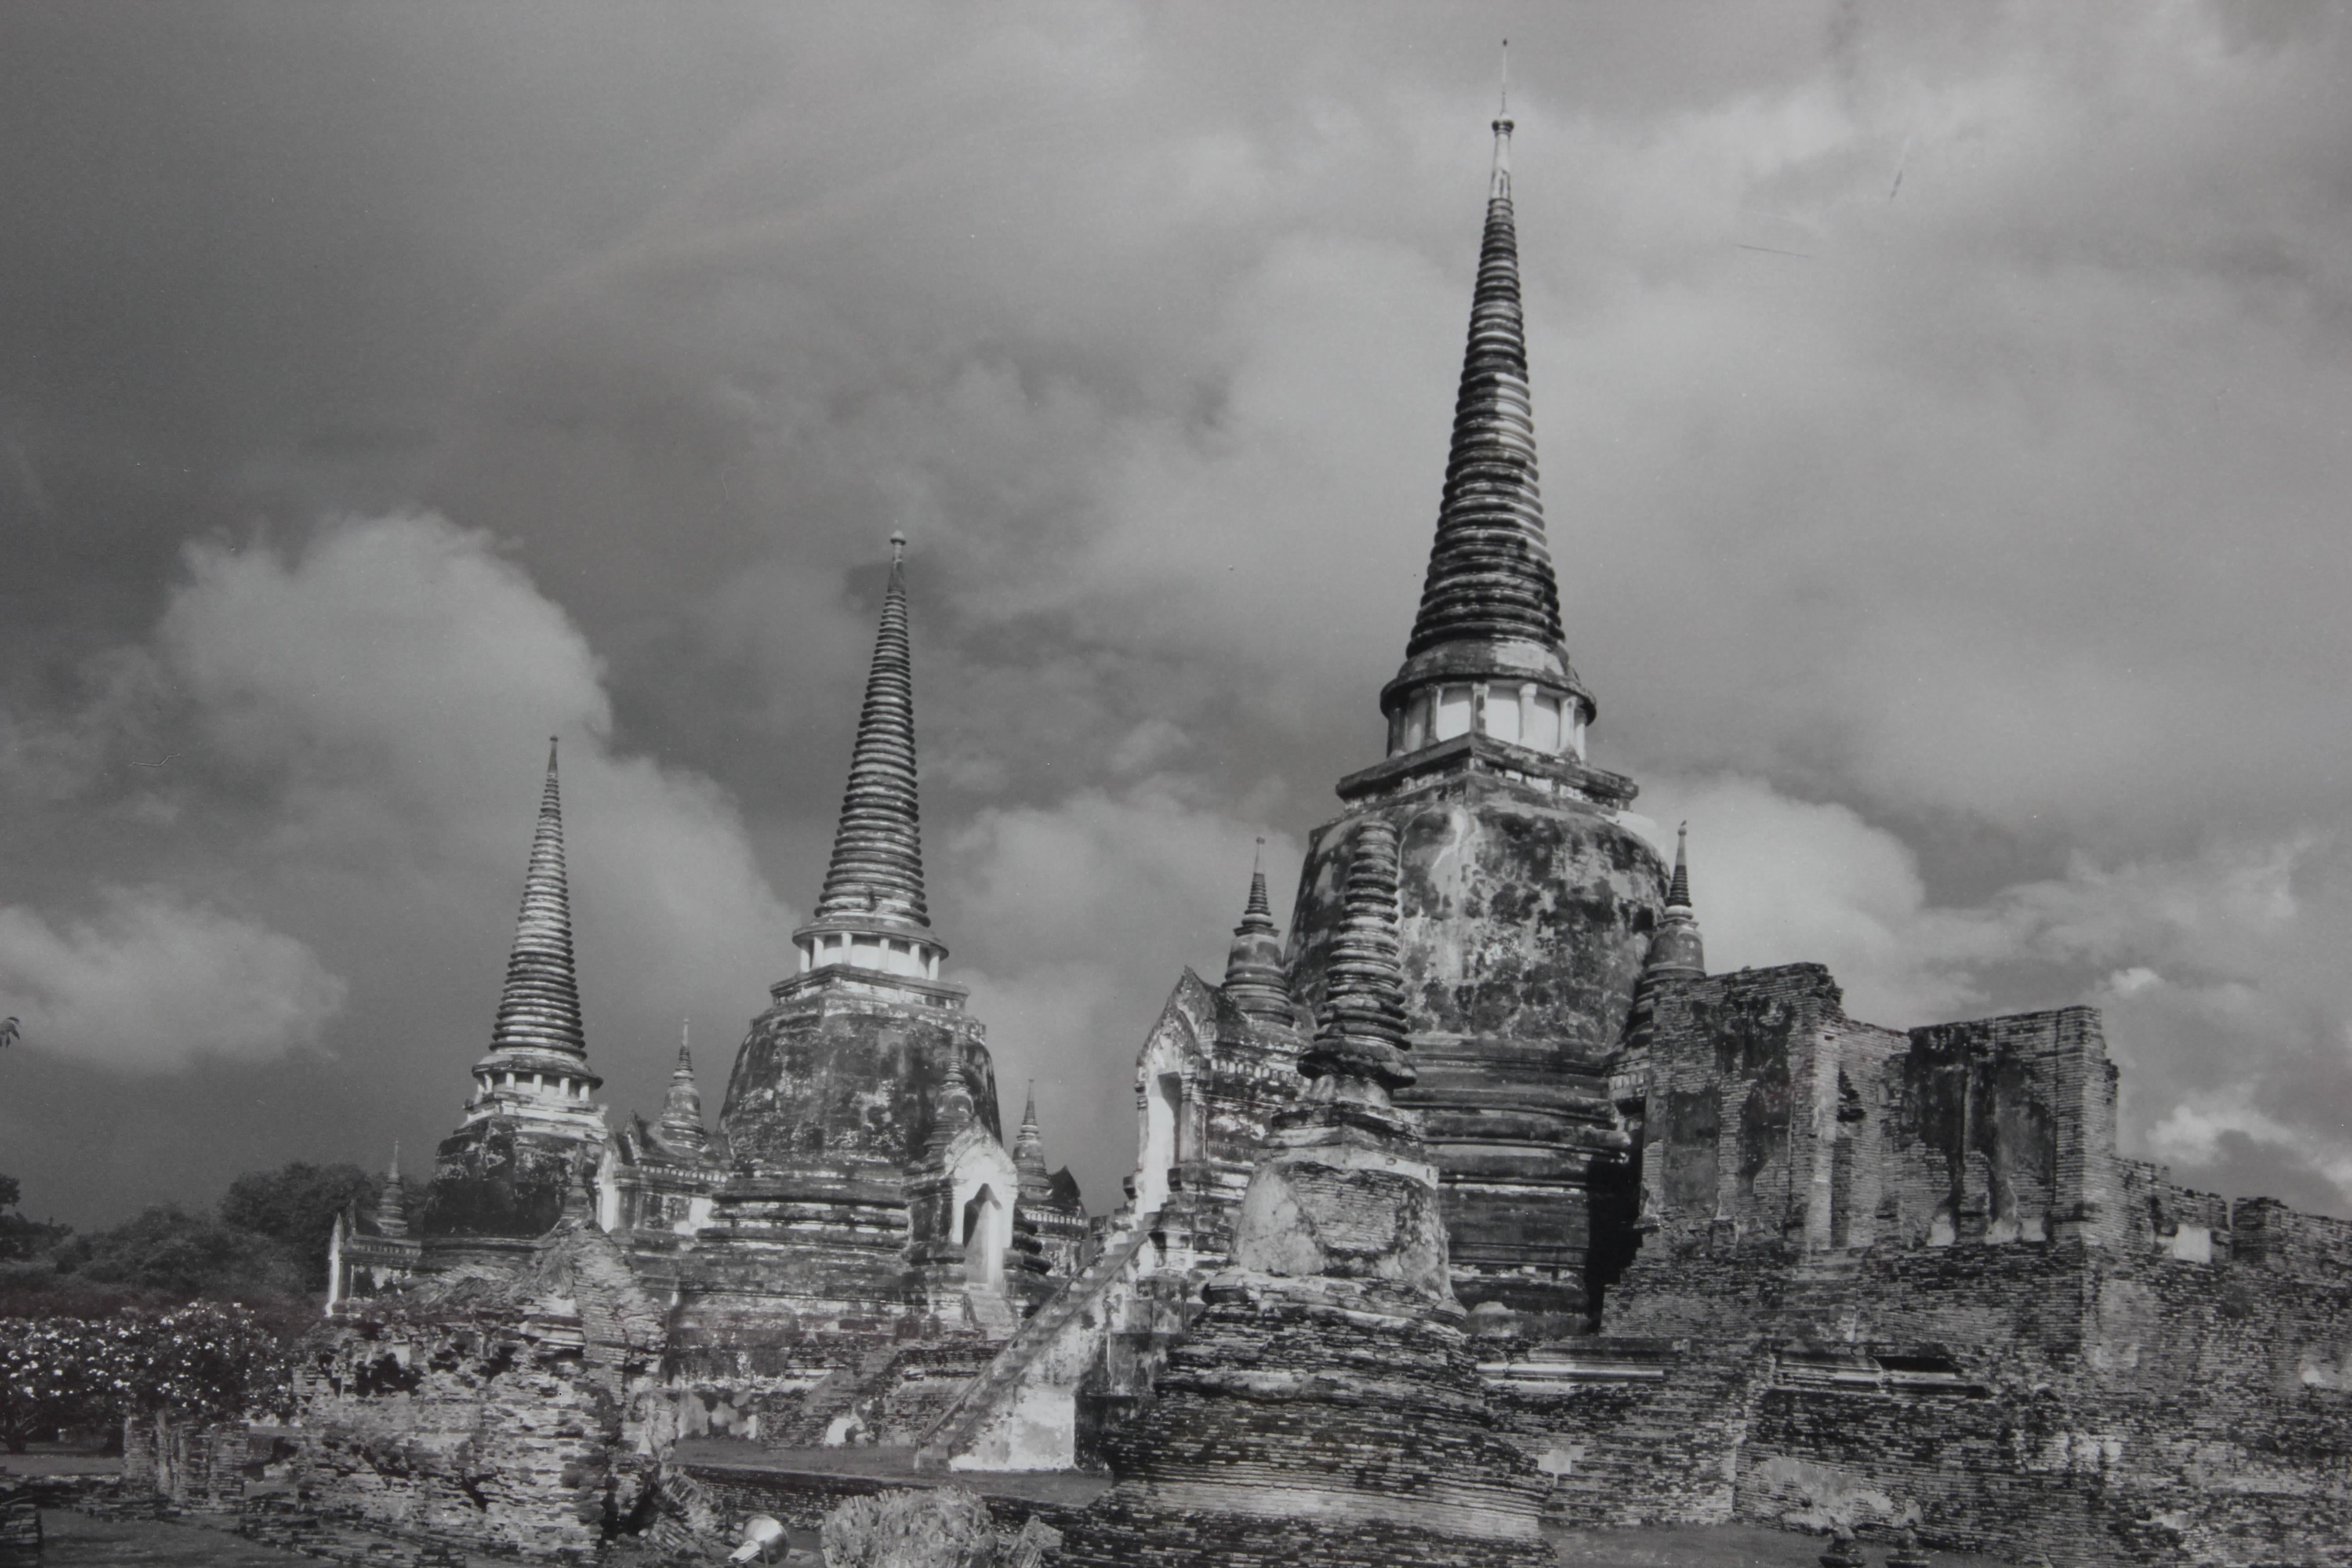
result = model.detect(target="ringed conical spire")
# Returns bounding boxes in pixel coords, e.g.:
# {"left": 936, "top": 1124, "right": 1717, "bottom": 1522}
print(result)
{"left": 1222, "top": 838, "right": 1295, "bottom": 1027}
{"left": 1648, "top": 822, "right": 1706, "bottom": 980}
{"left": 659, "top": 1022, "right": 710, "bottom": 1152}
{"left": 813, "top": 534, "right": 929, "bottom": 931}
{"left": 489, "top": 738, "right": 588, "bottom": 1059}
{"left": 1405, "top": 95, "right": 1565, "bottom": 662}
{"left": 1379, "top": 79, "right": 1595, "bottom": 764}
{"left": 375, "top": 1143, "right": 411, "bottom": 1239}
{"left": 1298, "top": 818, "right": 1415, "bottom": 1093}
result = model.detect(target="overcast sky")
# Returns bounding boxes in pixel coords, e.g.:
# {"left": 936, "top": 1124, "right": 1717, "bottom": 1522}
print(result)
{"left": 4, "top": 2, "right": 2351, "bottom": 1230}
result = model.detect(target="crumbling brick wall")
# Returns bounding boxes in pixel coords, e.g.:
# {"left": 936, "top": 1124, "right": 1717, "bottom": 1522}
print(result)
{"left": 287, "top": 1224, "right": 667, "bottom": 1560}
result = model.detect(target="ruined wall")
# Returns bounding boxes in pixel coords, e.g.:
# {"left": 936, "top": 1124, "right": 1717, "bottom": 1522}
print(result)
{"left": 288, "top": 1225, "right": 667, "bottom": 1560}
{"left": 1895, "top": 1008, "right": 2123, "bottom": 1250}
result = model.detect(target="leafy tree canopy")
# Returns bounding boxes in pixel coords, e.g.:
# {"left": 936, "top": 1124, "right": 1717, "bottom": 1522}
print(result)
{"left": 59, "top": 1205, "right": 307, "bottom": 1300}
{"left": 217, "top": 1161, "right": 377, "bottom": 1289}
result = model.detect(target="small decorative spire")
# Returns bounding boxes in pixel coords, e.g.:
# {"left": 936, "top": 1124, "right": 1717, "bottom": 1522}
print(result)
{"left": 812, "top": 538, "right": 930, "bottom": 930}
{"left": 1298, "top": 819, "right": 1415, "bottom": 1092}
{"left": 1648, "top": 822, "right": 1706, "bottom": 981}
{"left": 1014, "top": 1082, "right": 1050, "bottom": 1201}
{"left": 1223, "top": 837, "right": 1295, "bottom": 1027}
{"left": 375, "top": 1143, "right": 411, "bottom": 1239}
{"left": 658, "top": 1021, "right": 709, "bottom": 1152}
{"left": 488, "top": 739, "right": 588, "bottom": 1058}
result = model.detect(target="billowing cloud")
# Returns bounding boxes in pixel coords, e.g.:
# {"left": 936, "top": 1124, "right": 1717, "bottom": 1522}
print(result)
{"left": 0, "top": 514, "right": 798, "bottom": 1222}
{"left": 6, "top": 6, "right": 2352, "bottom": 1226}
{"left": 950, "top": 786, "right": 1303, "bottom": 1203}
{"left": 0, "top": 887, "right": 344, "bottom": 1071}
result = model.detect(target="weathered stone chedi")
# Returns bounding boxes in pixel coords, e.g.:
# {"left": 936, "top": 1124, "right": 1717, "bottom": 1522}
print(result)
{"left": 1286, "top": 101, "right": 1664, "bottom": 1335}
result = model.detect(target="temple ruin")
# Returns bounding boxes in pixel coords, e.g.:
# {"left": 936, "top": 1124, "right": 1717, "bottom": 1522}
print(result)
{"left": 292, "top": 94, "right": 2352, "bottom": 1568}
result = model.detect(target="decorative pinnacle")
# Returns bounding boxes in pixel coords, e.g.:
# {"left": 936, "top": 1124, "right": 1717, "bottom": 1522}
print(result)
{"left": 1225, "top": 837, "right": 1294, "bottom": 1026}
{"left": 659, "top": 1024, "right": 709, "bottom": 1152}
{"left": 488, "top": 738, "right": 587, "bottom": 1058}
{"left": 1299, "top": 818, "right": 1415, "bottom": 1092}
{"left": 1648, "top": 821, "right": 1706, "bottom": 980}
{"left": 1014, "top": 1081, "right": 1049, "bottom": 1197}
{"left": 813, "top": 539, "right": 930, "bottom": 929}
{"left": 1401, "top": 91, "right": 1567, "bottom": 669}
{"left": 376, "top": 1143, "right": 411, "bottom": 1238}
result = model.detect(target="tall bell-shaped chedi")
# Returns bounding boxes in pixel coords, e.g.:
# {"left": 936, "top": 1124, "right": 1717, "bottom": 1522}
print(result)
{"left": 687, "top": 537, "right": 1019, "bottom": 1339}
{"left": 1284, "top": 97, "right": 1669, "bottom": 1335}
{"left": 421, "top": 740, "right": 612, "bottom": 1244}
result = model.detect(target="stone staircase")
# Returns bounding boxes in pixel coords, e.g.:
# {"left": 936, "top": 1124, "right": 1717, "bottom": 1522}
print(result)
{"left": 913, "top": 1217, "right": 1162, "bottom": 1473}
{"left": 769, "top": 1343, "right": 907, "bottom": 1448}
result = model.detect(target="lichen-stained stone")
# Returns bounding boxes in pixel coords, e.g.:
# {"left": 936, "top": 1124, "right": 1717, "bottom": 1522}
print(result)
{"left": 291, "top": 1222, "right": 667, "bottom": 1560}
{"left": 1288, "top": 760, "right": 1665, "bottom": 1331}
{"left": 722, "top": 986, "right": 1001, "bottom": 1179}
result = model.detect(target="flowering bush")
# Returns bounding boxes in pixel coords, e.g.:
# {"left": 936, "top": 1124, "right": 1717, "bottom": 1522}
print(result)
{"left": 0, "top": 1302, "right": 291, "bottom": 1450}
{"left": 0, "top": 1317, "right": 111, "bottom": 1451}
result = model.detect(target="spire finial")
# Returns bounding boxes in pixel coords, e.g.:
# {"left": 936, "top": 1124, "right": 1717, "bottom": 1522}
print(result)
{"left": 678, "top": 1016, "right": 692, "bottom": 1069}
{"left": 811, "top": 539, "right": 930, "bottom": 930}
{"left": 1668, "top": 822, "right": 1692, "bottom": 909}
{"left": 388, "top": 1141, "right": 400, "bottom": 1181}
{"left": 487, "top": 740, "right": 588, "bottom": 1059}
{"left": 1022, "top": 1080, "right": 1039, "bottom": 1129}
{"left": 1491, "top": 39, "right": 1514, "bottom": 198}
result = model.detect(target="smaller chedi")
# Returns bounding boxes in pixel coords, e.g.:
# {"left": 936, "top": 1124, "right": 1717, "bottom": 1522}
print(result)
{"left": 1066, "top": 818, "right": 1552, "bottom": 1568}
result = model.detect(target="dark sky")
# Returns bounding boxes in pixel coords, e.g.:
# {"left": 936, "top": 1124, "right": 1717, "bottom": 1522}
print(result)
{"left": 5, "top": 3, "right": 2352, "bottom": 1228}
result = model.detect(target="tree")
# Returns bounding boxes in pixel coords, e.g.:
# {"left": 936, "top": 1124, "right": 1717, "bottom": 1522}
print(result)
{"left": 217, "top": 1162, "right": 377, "bottom": 1289}
{"left": 61, "top": 1206, "right": 306, "bottom": 1300}
{"left": 0, "top": 1173, "right": 71, "bottom": 1264}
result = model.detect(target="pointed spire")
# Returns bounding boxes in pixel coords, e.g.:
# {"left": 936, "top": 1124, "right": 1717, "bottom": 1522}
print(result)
{"left": 1298, "top": 819, "right": 1415, "bottom": 1093}
{"left": 1223, "top": 837, "right": 1295, "bottom": 1027}
{"left": 658, "top": 1019, "right": 709, "bottom": 1152}
{"left": 375, "top": 1143, "right": 411, "bottom": 1239}
{"left": 1381, "top": 83, "right": 1595, "bottom": 757}
{"left": 1405, "top": 94, "right": 1562, "bottom": 664}
{"left": 812, "top": 534, "right": 930, "bottom": 931}
{"left": 488, "top": 738, "right": 588, "bottom": 1058}
{"left": 1648, "top": 821, "right": 1706, "bottom": 981}
{"left": 1014, "top": 1082, "right": 1050, "bottom": 1202}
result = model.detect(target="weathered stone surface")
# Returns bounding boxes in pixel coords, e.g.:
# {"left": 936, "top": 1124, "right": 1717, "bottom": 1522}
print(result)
{"left": 288, "top": 1222, "right": 667, "bottom": 1560}
{"left": 1063, "top": 1279, "right": 1552, "bottom": 1568}
{"left": 1288, "top": 764, "right": 1664, "bottom": 1330}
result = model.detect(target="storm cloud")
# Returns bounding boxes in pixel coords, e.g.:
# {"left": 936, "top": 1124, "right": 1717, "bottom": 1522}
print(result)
{"left": 4, "top": 4, "right": 2351, "bottom": 1225}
